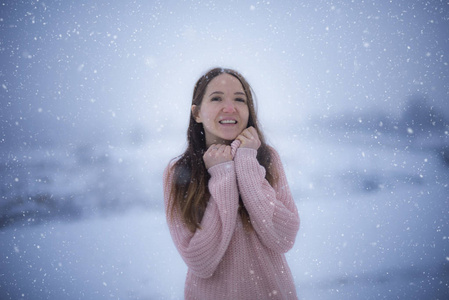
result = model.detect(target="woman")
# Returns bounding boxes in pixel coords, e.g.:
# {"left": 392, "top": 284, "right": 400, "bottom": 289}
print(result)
{"left": 163, "top": 67, "right": 300, "bottom": 299}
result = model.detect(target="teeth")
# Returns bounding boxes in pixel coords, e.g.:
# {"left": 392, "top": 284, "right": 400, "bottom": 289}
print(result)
{"left": 220, "top": 120, "right": 237, "bottom": 124}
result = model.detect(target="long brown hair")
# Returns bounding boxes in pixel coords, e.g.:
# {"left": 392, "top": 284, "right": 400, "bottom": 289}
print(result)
{"left": 169, "top": 67, "right": 277, "bottom": 232}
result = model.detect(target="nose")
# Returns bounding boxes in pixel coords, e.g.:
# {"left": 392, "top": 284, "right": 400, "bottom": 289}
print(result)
{"left": 222, "top": 99, "right": 236, "bottom": 113}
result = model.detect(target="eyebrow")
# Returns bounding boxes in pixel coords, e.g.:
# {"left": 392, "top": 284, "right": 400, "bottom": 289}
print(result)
{"left": 208, "top": 91, "right": 246, "bottom": 97}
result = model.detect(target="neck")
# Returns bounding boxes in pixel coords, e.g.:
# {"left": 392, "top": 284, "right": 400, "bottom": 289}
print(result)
{"left": 206, "top": 138, "right": 232, "bottom": 148}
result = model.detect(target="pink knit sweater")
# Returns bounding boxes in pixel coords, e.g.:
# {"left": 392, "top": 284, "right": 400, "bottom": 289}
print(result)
{"left": 163, "top": 141, "right": 300, "bottom": 300}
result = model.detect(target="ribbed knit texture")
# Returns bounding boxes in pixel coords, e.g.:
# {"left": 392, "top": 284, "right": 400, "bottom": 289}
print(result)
{"left": 163, "top": 143, "right": 300, "bottom": 300}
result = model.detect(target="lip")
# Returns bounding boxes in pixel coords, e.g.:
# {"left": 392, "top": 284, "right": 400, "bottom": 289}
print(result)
{"left": 219, "top": 118, "right": 238, "bottom": 125}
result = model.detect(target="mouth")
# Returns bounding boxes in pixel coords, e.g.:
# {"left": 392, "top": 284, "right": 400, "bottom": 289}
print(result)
{"left": 219, "top": 119, "right": 237, "bottom": 124}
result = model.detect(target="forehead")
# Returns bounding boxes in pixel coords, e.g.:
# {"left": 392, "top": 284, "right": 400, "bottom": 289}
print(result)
{"left": 205, "top": 73, "right": 244, "bottom": 92}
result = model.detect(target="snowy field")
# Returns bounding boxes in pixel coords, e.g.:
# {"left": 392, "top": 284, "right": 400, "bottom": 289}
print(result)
{"left": 1, "top": 121, "right": 448, "bottom": 300}
{"left": 1, "top": 0, "right": 449, "bottom": 299}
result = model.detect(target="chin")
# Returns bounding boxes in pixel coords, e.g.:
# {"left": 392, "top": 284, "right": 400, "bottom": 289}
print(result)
{"left": 220, "top": 134, "right": 239, "bottom": 141}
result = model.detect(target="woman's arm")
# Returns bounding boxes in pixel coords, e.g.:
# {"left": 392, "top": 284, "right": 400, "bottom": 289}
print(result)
{"left": 163, "top": 161, "right": 239, "bottom": 278}
{"left": 234, "top": 147, "right": 300, "bottom": 253}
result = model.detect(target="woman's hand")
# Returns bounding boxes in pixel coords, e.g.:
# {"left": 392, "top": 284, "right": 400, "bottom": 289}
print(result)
{"left": 236, "top": 126, "right": 261, "bottom": 150}
{"left": 203, "top": 144, "right": 233, "bottom": 169}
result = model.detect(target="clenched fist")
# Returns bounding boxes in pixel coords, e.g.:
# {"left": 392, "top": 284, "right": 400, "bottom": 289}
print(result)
{"left": 235, "top": 126, "right": 261, "bottom": 150}
{"left": 203, "top": 144, "right": 233, "bottom": 169}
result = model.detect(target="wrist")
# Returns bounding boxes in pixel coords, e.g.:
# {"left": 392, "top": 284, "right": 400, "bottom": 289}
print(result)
{"left": 235, "top": 147, "right": 258, "bottom": 157}
{"left": 207, "top": 161, "right": 235, "bottom": 175}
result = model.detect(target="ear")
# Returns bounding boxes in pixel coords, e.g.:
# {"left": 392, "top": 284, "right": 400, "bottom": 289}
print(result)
{"left": 191, "top": 105, "right": 202, "bottom": 123}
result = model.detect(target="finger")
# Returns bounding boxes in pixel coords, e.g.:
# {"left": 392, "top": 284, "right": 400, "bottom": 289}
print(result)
{"left": 224, "top": 145, "right": 231, "bottom": 155}
{"left": 205, "top": 144, "right": 218, "bottom": 157}
{"left": 217, "top": 144, "right": 227, "bottom": 153}
{"left": 242, "top": 130, "right": 254, "bottom": 139}
{"left": 244, "top": 128, "right": 259, "bottom": 143}
{"left": 237, "top": 135, "right": 250, "bottom": 145}
{"left": 208, "top": 144, "right": 219, "bottom": 151}
{"left": 243, "top": 126, "right": 253, "bottom": 134}
{"left": 248, "top": 126, "right": 258, "bottom": 137}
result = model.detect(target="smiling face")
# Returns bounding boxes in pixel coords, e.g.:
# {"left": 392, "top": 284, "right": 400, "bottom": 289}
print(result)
{"left": 192, "top": 73, "right": 249, "bottom": 147}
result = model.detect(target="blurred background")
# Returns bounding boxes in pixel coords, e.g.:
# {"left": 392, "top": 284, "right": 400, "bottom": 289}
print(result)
{"left": 1, "top": 0, "right": 448, "bottom": 299}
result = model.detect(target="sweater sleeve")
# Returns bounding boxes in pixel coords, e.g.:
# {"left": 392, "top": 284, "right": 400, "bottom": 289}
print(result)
{"left": 234, "top": 147, "right": 300, "bottom": 253}
{"left": 163, "top": 161, "right": 239, "bottom": 278}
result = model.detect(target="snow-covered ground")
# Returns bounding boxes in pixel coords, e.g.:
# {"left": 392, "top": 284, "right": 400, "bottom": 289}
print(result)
{"left": 1, "top": 124, "right": 448, "bottom": 299}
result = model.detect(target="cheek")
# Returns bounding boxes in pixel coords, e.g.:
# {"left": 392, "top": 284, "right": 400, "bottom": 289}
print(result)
{"left": 198, "top": 108, "right": 210, "bottom": 120}
{"left": 200, "top": 111, "right": 215, "bottom": 125}
{"left": 242, "top": 109, "right": 250, "bottom": 125}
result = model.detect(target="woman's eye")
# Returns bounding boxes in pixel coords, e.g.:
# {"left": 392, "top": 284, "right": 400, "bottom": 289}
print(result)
{"left": 211, "top": 97, "right": 221, "bottom": 101}
{"left": 235, "top": 98, "right": 246, "bottom": 103}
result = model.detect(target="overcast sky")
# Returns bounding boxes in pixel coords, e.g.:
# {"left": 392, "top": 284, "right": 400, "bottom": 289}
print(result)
{"left": 1, "top": 0, "right": 448, "bottom": 149}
